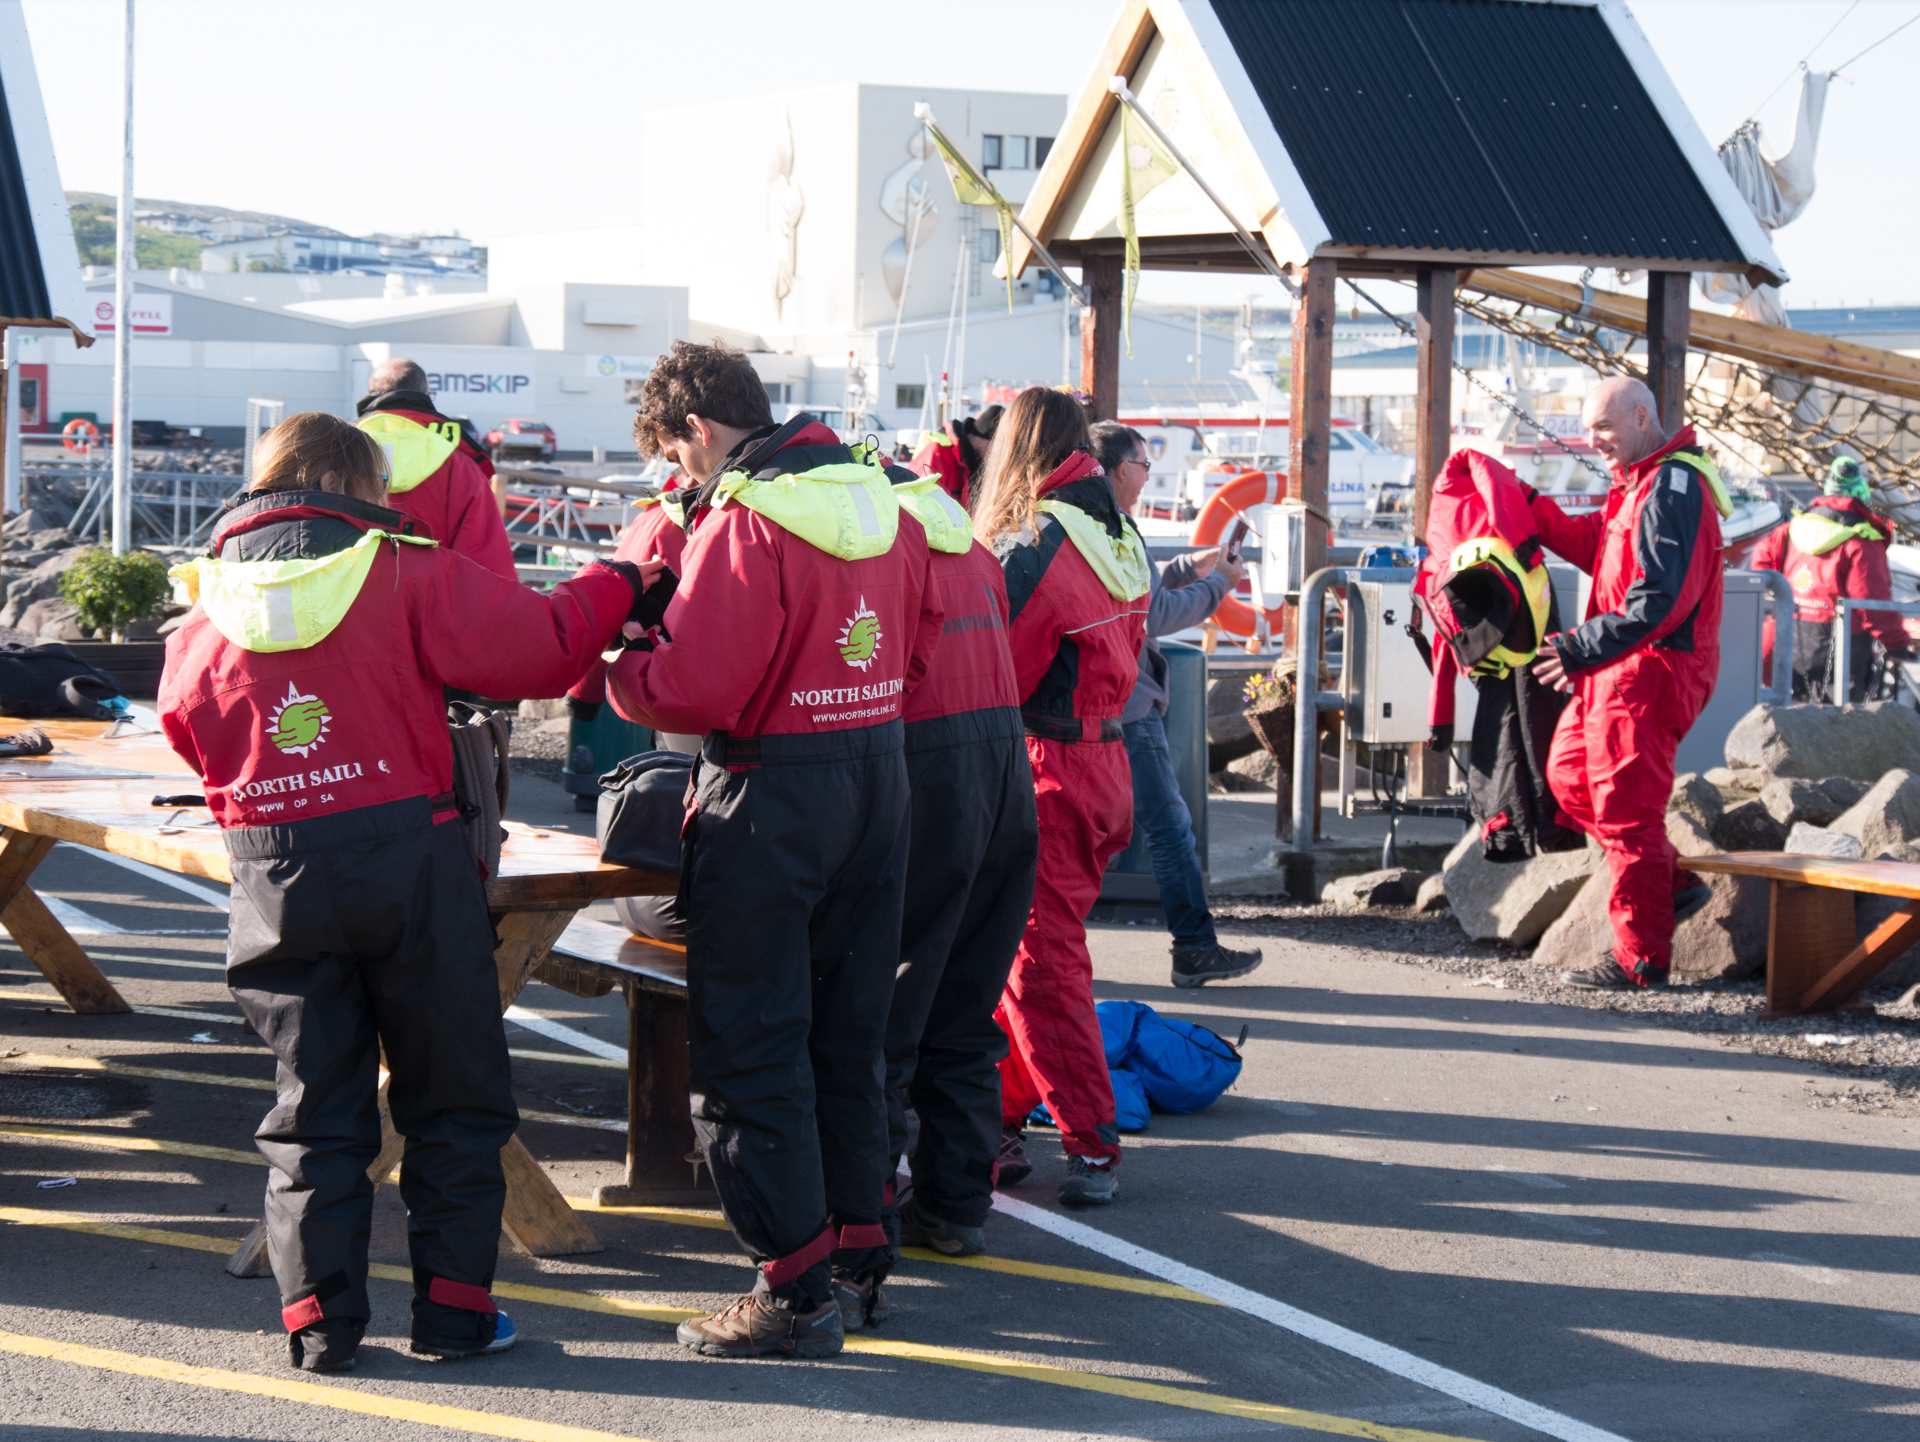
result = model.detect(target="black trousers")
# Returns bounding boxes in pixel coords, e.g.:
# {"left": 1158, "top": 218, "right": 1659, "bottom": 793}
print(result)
{"left": 887, "top": 707, "right": 1038, "bottom": 1231}
{"left": 683, "top": 721, "right": 910, "bottom": 1302}
{"left": 226, "top": 797, "right": 516, "bottom": 1350}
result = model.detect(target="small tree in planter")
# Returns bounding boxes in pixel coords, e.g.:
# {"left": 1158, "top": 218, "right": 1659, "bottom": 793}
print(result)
{"left": 58, "top": 548, "right": 173, "bottom": 644}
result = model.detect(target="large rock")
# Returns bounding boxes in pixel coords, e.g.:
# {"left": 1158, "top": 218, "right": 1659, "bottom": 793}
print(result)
{"left": 1854, "top": 841, "right": 1920, "bottom": 992}
{"left": 0, "top": 547, "right": 88, "bottom": 630}
{"left": 17, "top": 597, "right": 84, "bottom": 641}
{"left": 1414, "top": 873, "right": 1449, "bottom": 913}
{"left": 1760, "top": 776, "right": 1869, "bottom": 829}
{"left": 1530, "top": 814, "right": 1766, "bottom": 980}
{"left": 1668, "top": 773, "right": 1724, "bottom": 833}
{"left": 1206, "top": 676, "right": 1257, "bottom": 758}
{"left": 1710, "top": 797, "right": 1789, "bottom": 852}
{"left": 1443, "top": 830, "right": 1599, "bottom": 946}
{"left": 1782, "top": 822, "right": 1863, "bottom": 859}
{"left": 1227, "top": 747, "right": 1279, "bottom": 789}
{"left": 1724, "top": 702, "right": 1920, "bottom": 783}
{"left": 1322, "top": 867, "right": 1424, "bottom": 910}
{"left": 1830, "top": 769, "right": 1920, "bottom": 858}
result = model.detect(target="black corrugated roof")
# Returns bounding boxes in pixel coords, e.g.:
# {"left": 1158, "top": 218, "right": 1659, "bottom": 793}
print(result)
{"left": 1210, "top": 0, "right": 1748, "bottom": 267}
{"left": 0, "top": 70, "right": 53, "bottom": 323}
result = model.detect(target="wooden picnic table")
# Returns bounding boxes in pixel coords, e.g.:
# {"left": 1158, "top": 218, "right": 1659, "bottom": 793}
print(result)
{"left": 0, "top": 714, "right": 677, "bottom": 1262}
{"left": 1690, "top": 852, "right": 1920, "bottom": 1018}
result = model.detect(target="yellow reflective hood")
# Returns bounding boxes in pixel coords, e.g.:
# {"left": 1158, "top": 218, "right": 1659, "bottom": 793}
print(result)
{"left": 635, "top": 491, "right": 687, "bottom": 529}
{"left": 1037, "top": 498, "right": 1152, "bottom": 601}
{"left": 357, "top": 411, "right": 461, "bottom": 495}
{"left": 715, "top": 461, "right": 900, "bottom": 560}
{"left": 171, "top": 529, "right": 437, "bottom": 654}
{"left": 1789, "top": 509, "right": 1883, "bottom": 556}
{"left": 892, "top": 477, "right": 975, "bottom": 554}
{"left": 1666, "top": 449, "right": 1734, "bottom": 520}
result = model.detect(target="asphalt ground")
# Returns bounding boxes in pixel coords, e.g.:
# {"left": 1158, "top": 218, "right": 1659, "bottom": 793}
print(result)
{"left": 0, "top": 772, "right": 1916, "bottom": 1441}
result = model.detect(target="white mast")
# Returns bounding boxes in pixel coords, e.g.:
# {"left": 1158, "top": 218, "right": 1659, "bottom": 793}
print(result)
{"left": 109, "top": 0, "right": 134, "bottom": 555}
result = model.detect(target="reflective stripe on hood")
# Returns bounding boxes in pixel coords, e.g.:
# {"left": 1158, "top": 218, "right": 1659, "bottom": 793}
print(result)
{"left": 1036, "top": 498, "right": 1150, "bottom": 601}
{"left": 172, "top": 529, "right": 437, "bottom": 653}
{"left": 714, "top": 460, "right": 900, "bottom": 560}
{"left": 356, "top": 411, "right": 461, "bottom": 495}
{"left": 892, "top": 476, "right": 974, "bottom": 554}
{"left": 1789, "top": 509, "right": 1883, "bottom": 555}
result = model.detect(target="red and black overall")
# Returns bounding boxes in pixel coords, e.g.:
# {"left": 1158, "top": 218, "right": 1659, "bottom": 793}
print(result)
{"left": 1529, "top": 426, "right": 1727, "bottom": 980}
{"left": 881, "top": 476, "right": 1038, "bottom": 1244}
{"left": 158, "top": 489, "right": 636, "bottom": 1357}
{"left": 992, "top": 452, "right": 1149, "bottom": 1162}
{"left": 1750, "top": 492, "right": 1907, "bottom": 702}
{"left": 605, "top": 417, "right": 943, "bottom": 1309}
{"left": 355, "top": 389, "right": 517, "bottom": 579}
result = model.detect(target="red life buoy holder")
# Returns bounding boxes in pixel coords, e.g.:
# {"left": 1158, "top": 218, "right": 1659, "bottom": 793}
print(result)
{"left": 62, "top": 418, "right": 100, "bottom": 454}
{"left": 1189, "top": 467, "right": 1290, "bottom": 638}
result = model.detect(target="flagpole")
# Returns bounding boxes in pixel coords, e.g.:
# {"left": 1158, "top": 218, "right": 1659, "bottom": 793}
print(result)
{"left": 111, "top": 0, "right": 135, "bottom": 555}
{"left": 914, "top": 103, "right": 1089, "bottom": 311}
{"left": 1106, "top": 78, "right": 1298, "bottom": 299}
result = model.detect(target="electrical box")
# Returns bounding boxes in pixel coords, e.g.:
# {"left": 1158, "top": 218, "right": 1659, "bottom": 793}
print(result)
{"left": 1261, "top": 501, "right": 1308, "bottom": 602}
{"left": 1347, "top": 580, "right": 1477, "bottom": 746}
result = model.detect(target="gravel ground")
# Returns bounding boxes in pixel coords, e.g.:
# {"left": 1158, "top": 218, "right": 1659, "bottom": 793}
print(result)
{"left": 1214, "top": 898, "right": 1920, "bottom": 1117}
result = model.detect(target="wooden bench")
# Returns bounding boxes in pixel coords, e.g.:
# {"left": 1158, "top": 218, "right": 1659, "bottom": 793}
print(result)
{"left": 1689, "top": 853, "right": 1920, "bottom": 1017}
{"left": 535, "top": 916, "right": 714, "bottom": 1208}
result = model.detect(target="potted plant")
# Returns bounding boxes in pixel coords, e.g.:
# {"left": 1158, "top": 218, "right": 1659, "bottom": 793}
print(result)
{"left": 57, "top": 547, "right": 175, "bottom": 697}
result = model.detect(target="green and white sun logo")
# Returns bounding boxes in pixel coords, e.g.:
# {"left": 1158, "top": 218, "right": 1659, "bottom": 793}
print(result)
{"left": 837, "top": 596, "right": 882, "bottom": 672}
{"left": 267, "top": 681, "right": 331, "bottom": 758}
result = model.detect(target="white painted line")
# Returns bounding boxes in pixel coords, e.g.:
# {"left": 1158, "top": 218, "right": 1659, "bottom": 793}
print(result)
{"left": 989, "top": 1192, "right": 1635, "bottom": 1442}
{"left": 508, "top": 1047, "right": 625, "bottom": 1072}
{"left": 59, "top": 845, "right": 231, "bottom": 912}
{"left": 502, "top": 1006, "right": 627, "bottom": 1063}
{"left": 41, "top": 895, "right": 125, "bottom": 934}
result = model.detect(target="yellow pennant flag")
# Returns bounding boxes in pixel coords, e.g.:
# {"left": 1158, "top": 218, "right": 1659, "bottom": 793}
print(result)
{"left": 927, "top": 124, "right": 1017, "bottom": 312}
{"left": 1120, "top": 106, "right": 1179, "bottom": 357}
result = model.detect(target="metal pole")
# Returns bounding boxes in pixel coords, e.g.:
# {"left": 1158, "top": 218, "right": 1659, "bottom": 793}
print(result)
{"left": 1755, "top": 569, "right": 1792, "bottom": 705}
{"left": 110, "top": 0, "right": 135, "bottom": 556}
{"left": 2, "top": 327, "right": 19, "bottom": 515}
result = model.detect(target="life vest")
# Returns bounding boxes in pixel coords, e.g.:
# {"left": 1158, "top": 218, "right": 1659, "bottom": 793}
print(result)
{"left": 1414, "top": 449, "right": 1553, "bottom": 681}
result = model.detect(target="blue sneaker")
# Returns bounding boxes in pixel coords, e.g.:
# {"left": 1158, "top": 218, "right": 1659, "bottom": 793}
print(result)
{"left": 408, "top": 1310, "right": 516, "bottom": 1360}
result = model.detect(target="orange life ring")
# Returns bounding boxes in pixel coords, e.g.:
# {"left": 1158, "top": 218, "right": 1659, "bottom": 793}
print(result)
{"left": 62, "top": 418, "right": 100, "bottom": 454}
{"left": 1189, "top": 467, "right": 1290, "bottom": 638}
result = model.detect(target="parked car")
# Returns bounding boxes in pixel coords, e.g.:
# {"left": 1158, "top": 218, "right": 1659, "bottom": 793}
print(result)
{"left": 485, "top": 418, "right": 557, "bottom": 461}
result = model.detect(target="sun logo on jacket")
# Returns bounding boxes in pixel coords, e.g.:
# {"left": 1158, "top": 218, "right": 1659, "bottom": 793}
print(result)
{"left": 267, "top": 681, "right": 331, "bottom": 758}
{"left": 837, "top": 597, "right": 882, "bottom": 671}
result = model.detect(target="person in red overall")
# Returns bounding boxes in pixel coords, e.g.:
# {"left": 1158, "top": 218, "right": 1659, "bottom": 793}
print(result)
{"left": 881, "top": 470, "right": 1038, "bottom": 1260}
{"left": 1749, "top": 457, "right": 1913, "bottom": 701}
{"left": 354, "top": 358, "right": 516, "bottom": 579}
{"left": 1528, "top": 378, "right": 1732, "bottom": 990}
{"left": 909, "top": 403, "right": 1003, "bottom": 507}
{"left": 978, "top": 388, "right": 1149, "bottom": 1206}
{"left": 158, "top": 412, "right": 647, "bottom": 1372}
{"left": 604, "top": 341, "right": 943, "bottom": 1359}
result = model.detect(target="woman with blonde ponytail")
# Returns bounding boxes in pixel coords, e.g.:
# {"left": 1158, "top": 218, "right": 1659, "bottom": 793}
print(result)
{"left": 979, "top": 388, "right": 1151, "bottom": 1208}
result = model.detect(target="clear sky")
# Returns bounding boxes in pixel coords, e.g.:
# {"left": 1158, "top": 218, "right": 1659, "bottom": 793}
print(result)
{"left": 19, "top": 0, "right": 1920, "bottom": 311}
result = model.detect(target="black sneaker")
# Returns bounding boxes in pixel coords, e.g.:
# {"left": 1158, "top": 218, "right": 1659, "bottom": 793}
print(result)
{"left": 1673, "top": 875, "right": 1712, "bottom": 925}
{"left": 898, "top": 1196, "right": 986, "bottom": 1257}
{"left": 1171, "top": 943, "right": 1264, "bottom": 989}
{"left": 1561, "top": 952, "right": 1670, "bottom": 991}
{"left": 995, "top": 1127, "right": 1032, "bottom": 1188}
{"left": 288, "top": 1320, "right": 361, "bottom": 1373}
{"left": 1059, "top": 1155, "right": 1118, "bottom": 1206}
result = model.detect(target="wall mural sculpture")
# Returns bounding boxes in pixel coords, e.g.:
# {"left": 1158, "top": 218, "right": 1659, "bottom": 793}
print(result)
{"left": 767, "top": 110, "right": 805, "bottom": 320}
{"left": 879, "top": 128, "right": 937, "bottom": 306}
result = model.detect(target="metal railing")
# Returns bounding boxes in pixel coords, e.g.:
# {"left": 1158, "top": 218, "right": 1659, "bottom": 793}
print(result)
{"left": 21, "top": 462, "right": 244, "bottom": 550}
{"left": 494, "top": 466, "right": 655, "bottom": 564}
{"left": 1831, "top": 596, "right": 1920, "bottom": 701}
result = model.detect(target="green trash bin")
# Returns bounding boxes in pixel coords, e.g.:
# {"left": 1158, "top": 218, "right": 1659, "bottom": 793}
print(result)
{"left": 561, "top": 707, "right": 655, "bottom": 813}
{"left": 1102, "top": 641, "right": 1209, "bottom": 902}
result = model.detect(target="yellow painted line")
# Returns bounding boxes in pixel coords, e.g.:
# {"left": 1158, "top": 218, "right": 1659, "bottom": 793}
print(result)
{"left": 510, "top": 1047, "right": 625, "bottom": 1071}
{"left": 0, "top": 1122, "right": 265, "bottom": 1168}
{"left": 0, "top": 947, "right": 227, "bottom": 971}
{"left": 0, "top": 1329, "right": 655, "bottom": 1442}
{"left": 849, "top": 1335, "right": 1482, "bottom": 1440}
{"left": 0, "top": 987, "right": 242, "bottom": 1026}
{"left": 0, "top": 1204, "right": 241, "bottom": 1255}
{"left": 7, "top": 1051, "right": 275, "bottom": 1091}
{"left": 0, "top": 1207, "right": 1488, "bottom": 1441}
{"left": 573, "top": 1197, "right": 1217, "bottom": 1303}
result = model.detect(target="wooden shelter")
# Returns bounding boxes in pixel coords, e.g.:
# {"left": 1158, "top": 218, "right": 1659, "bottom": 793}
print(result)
{"left": 1007, "top": 0, "right": 1786, "bottom": 788}
{"left": 0, "top": 1, "right": 90, "bottom": 343}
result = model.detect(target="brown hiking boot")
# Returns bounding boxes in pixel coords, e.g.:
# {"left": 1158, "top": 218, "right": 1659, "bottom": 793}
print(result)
{"left": 675, "top": 1293, "right": 844, "bottom": 1359}
{"left": 830, "top": 1270, "right": 890, "bottom": 1332}
{"left": 995, "top": 1126, "right": 1032, "bottom": 1188}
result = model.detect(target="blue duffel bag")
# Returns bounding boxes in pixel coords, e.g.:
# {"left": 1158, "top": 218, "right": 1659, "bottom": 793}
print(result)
{"left": 1028, "top": 1000, "right": 1241, "bottom": 1133}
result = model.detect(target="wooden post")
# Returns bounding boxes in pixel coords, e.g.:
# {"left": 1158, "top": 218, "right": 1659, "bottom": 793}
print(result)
{"left": 1410, "top": 268, "right": 1456, "bottom": 799}
{"left": 1645, "top": 270, "right": 1690, "bottom": 431}
{"left": 1081, "top": 251, "right": 1123, "bottom": 422}
{"left": 1287, "top": 258, "right": 1336, "bottom": 628}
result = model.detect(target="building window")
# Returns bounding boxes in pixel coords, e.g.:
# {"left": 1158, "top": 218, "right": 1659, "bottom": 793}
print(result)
{"left": 1035, "top": 136, "right": 1054, "bottom": 166}
{"left": 977, "top": 225, "right": 1000, "bottom": 264}
{"left": 895, "top": 384, "right": 925, "bottom": 410}
{"left": 981, "top": 134, "right": 1002, "bottom": 170}
{"left": 1007, "top": 136, "right": 1029, "bottom": 170}
{"left": 762, "top": 380, "right": 791, "bottom": 405}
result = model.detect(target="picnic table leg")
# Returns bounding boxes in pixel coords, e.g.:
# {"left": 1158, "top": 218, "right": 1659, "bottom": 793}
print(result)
{"left": 596, "top": 982, "right": 712, "bottom": 1208}
{"left": 1788, "top": 896, "right": 1920, "bottom": 1017}
{"left": 1764, "top": 880, "right": 1873, "bottom": 1019}
{"left": 0, "top": 828, "right": 129, "bottom": 1015}
{"left": 490, "top": 902, "right": 604, "bottom": 1256}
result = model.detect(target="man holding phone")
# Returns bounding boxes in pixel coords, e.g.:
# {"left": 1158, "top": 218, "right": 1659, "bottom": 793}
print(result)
{"left": 1091, "top": 423, "right": 1264, "bottom": 989}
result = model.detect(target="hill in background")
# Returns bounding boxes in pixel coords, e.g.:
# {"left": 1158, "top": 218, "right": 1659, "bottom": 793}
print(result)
{"left": 64, "top": 192, "right": 346, "bottom": 269}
